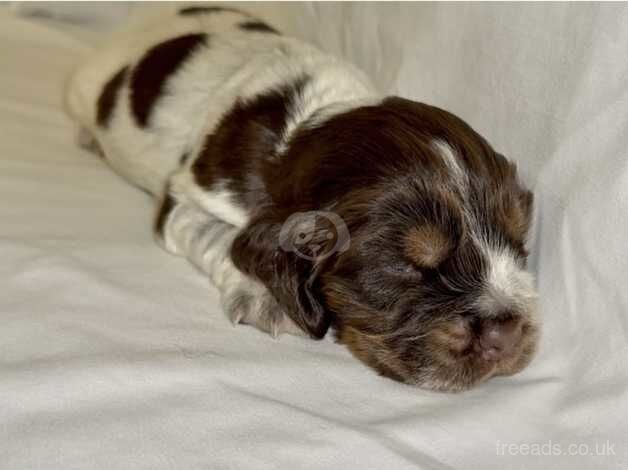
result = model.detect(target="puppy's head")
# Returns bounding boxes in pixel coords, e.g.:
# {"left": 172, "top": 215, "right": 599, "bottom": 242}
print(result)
{"left": 234, "top": 97, "right": 538, "bottom": 391}
{"left": 308, "top": 98, "right": 538, "bottom": 391}
{"left": 324, "top": 183, "right": 537, "bottom": 391}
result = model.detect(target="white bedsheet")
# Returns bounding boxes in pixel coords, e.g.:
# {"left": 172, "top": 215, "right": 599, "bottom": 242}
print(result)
{"left": 1, "top": 3, "right": 627, "bottom": 469}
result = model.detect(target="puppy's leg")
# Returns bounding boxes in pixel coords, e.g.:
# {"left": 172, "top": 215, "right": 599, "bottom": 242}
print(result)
{"left": 154, "top": 189, "right": 305, "bottom": 338}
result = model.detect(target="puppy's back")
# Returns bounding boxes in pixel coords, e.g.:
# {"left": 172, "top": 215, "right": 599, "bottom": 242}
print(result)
{"left": 65, "top": 7, "right": 309, "bottom": 194}
{"left": 61, "top": 6, "right": 380, "bottom": 347}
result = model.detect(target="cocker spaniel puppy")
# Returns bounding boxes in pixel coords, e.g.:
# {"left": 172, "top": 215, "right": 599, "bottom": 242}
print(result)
{"left": 66, "top": 7, "right": 539, "bottom": 391}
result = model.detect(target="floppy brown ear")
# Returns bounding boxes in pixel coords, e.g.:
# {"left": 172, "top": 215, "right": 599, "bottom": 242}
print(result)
{"left": 520, "top": 189, "right": 534, "bottom": 233}
{"left": 503, "top": 186, "right": 535, "bottom": 245}
{"left": 230, "top": 211, "right": 333, "bottom": 339}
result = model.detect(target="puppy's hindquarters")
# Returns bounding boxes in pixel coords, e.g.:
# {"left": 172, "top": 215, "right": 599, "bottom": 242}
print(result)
{"left": 67, "top": 64, "right": 192, "bottom": 197}
{"left": 65, "top": 12, "right": 212, "bottom": 196}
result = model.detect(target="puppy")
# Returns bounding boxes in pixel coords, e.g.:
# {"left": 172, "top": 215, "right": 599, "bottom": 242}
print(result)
{"left": 66, "top": 6, "right": 539, "bottom": 391}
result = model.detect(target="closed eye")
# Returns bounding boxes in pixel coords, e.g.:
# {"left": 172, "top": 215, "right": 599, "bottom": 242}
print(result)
{"left": 419, "top": 267, "right": 440, "bottom": 283}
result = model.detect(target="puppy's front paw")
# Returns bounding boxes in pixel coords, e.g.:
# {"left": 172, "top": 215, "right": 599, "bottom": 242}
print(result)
{"left": 221, "top": 285, "right": 306, "bottom": 338}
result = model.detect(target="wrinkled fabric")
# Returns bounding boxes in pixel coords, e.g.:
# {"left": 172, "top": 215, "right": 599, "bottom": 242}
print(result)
{"left": 1, "top": 3, "right": 627, "bottom": 469}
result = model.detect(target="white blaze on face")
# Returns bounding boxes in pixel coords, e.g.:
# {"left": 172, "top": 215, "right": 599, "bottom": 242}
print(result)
{"left": 432, "top": 140, "right": 468, "bottom": 190}
{"left": 479, "top": 247, "right": 537, "bottom": 316}
{"left": 432, "top": 139, "right": 537, "bottom": 319}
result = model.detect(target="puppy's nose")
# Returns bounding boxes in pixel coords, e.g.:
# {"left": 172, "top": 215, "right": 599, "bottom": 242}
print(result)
{"left": 477, "top": 316, "right": 522, "bottom": 361}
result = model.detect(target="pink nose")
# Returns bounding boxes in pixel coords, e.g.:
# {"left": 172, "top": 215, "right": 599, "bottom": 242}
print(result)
{"left": 477, "top": 316, "right": 523, "bottom": 361}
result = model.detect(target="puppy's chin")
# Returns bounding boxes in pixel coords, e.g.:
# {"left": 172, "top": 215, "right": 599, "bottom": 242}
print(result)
{"left": 336, "top": 313, "right": 540, "bottom": 392}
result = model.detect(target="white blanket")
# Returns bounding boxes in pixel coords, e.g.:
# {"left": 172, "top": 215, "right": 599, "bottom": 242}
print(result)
{"left": 1, "top": 3, "right": 626, "bottom": 469}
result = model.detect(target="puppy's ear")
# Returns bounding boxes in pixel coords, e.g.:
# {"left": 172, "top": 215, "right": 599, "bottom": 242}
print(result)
{"left": 230, "top": 212, "right": 335, "bottom": 338}
{"left": 499, "top": 186, "right": 534, "bottom": 246}
{"left": 519, "top": 189, "right": 534, "bottom": 233}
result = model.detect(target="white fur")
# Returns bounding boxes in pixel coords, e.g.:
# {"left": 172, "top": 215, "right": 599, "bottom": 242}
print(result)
{"left": 169, "top": 171, "right": 249, "bottom": 228}
{"left": 479, "top": 248, "right": 537, "bottom": 314}
{"left": 66, "top": 9, "right": 379, "bottom": 336}
{"left": 157, "top": 197, "right": 304, "bottom": 337}
{"left": 432, "top": 140, "right": 537, "bottom": 320}
{"left": 432, "top": 140, "right": 467, "bottom": 190}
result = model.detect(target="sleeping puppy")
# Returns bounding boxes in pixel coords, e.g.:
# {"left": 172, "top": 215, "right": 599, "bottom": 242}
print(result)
{"left": 66, "top": 6, "right": 539, "bottom": 391}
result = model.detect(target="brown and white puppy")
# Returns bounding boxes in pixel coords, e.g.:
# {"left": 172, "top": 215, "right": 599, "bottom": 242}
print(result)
{"left": 66, "top": 6, "right": 539, "bottom": 391}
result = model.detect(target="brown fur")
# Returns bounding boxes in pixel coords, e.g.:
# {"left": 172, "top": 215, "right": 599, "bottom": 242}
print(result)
{"left": 239, "top": 21, "right": 280, "bottom": 35}
{"left": 96, "top": 66, "right": 128, "bottom": 127}
{"left": 190, "top": 88, "right": 536, "bottom": 390}
{"left": 130, "top": 34, "right": 208, "bottom": 127}
{"left": 178, "top": 6, "right": 246, "bottom": 16}
{"left": 192, "top": 77, "right": 309, "bottom": 208}
{"left": 405, "top": 224, "right": 454, "bottom": 268}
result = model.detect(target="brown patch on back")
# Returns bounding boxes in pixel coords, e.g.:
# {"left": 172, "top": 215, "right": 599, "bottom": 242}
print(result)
{"left": 404, "top": 224, "right": 454, "bottom": 268}
{"left": 239, "top": 21, "right": 280, "bottom": 35}
{"left": 130, "top": 33, "right": 207, "bottom": 127}
{"left": 96, "top": 66, "right": 128, "bottom": 127}
{"left": 179, "top": 6, "right": 246, "bottom": 16}
{"left": 191, "top": 76, "right": 309, "bottom": 208}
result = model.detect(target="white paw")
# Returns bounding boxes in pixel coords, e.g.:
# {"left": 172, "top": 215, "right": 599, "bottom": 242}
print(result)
{"left": 221, "top": 284, "right": 306, "bottom": 338}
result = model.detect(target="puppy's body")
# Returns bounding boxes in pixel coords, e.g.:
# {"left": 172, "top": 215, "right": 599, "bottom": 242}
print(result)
{"left": 67, "top": 8, "right": 376, "bottom": 335}
{"left": 67, "top": 8, "right": 376, "bottom": 196}
{"left": 67, "top": 8, "right": 539, "bottom": 391}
